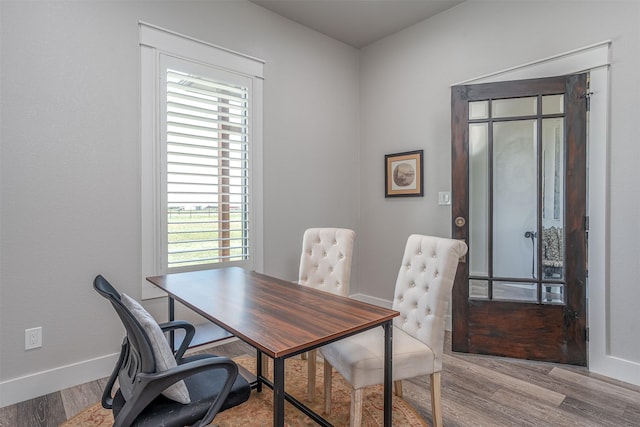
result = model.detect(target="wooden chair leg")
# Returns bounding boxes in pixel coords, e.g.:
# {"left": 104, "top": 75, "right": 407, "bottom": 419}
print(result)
{"left": 350, "top": 387, "right": 363, "bottom": 427}
{"left": 430, "top": 372, "right": 443, "bottom": 427}
{"left": 394, "top": 380, "right": 403, "bottom": 398}
{"left": 324, "top": 360, "right": 333, "bottom": 414}
{"left": 307, "top": 349, "right": 317, "bottom": 402}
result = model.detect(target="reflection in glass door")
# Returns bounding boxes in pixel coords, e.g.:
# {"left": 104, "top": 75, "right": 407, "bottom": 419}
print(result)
{"left": 468, "top": 95, "right": 566, "bottom": 304}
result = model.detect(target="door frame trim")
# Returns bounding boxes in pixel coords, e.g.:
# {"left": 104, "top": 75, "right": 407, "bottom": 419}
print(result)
{"left": 451, "top": 40, "right": 611, "bottom": 87}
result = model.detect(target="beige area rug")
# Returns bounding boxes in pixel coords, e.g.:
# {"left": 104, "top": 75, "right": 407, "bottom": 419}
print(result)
{"left": 61, "top": 356, "right": 428, "bottom": 427}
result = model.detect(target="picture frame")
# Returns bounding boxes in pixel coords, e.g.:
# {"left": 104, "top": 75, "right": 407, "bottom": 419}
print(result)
{"left": 385, "top": 150, "right": 424, "bottom": 197}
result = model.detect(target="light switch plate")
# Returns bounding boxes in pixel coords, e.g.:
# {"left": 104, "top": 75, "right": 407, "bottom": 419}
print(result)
{"left": 438, "top": 191, "right": 451, "bottom": 205}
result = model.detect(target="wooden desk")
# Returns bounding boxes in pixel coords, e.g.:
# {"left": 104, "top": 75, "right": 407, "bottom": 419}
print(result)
{"left": 147, "top": 267, "right": 399, "bottom": 427}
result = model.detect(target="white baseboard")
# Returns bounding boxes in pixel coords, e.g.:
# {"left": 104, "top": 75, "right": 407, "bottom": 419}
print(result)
{"left": 0, "top": 352, "right": 120, "bottom": 408}
{"left": 589, "top": 353, "right": 640, "bottom": 387}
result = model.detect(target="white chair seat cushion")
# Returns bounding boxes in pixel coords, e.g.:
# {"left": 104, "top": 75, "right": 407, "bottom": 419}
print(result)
{"left": 320, "top": 325, "right": 435, "bottom": 389}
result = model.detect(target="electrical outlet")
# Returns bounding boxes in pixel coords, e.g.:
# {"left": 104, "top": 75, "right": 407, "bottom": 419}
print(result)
{"left": 25, "top": 327, "right": 42, "bottom": 350}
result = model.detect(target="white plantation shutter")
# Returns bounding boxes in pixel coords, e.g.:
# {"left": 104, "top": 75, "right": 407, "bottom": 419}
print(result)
{"left": 141, "top": 23, "right": 264, "bottom": 298}
{"left": 162, "top": 59, "right": 251, "bottom": 269}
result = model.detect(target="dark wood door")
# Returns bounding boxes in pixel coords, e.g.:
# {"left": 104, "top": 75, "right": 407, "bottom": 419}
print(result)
{"left": 451, "top": 74, "right": 588, "bottom": 365}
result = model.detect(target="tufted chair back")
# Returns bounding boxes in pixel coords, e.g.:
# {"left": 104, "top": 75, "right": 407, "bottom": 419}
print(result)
{"left": 298, "top": 228, "right": 355, "bottom": 296}
{"left": 298, "top": 228, "right": 355, "bottom": 402}
{"left": 392, "top": 234, "right": 468, "bottom": 371}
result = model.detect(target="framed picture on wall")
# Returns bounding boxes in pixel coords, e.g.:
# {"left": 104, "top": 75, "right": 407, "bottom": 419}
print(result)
{"left": 385, "top": 150, "right": 424, "bottom": 197}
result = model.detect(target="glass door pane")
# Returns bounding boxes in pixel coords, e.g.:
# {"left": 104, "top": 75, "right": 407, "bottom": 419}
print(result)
{"left": 469, "top": 123, "right": 489, "bottom": 277}
{"left": 492, "top": 97, "right": 537, "bottom": 118}
{"left": 492, "top": 120, "right": 538, "bottom": 280}
{"left": 465, "top": 94, "right": 569, "bottom": 304}
{"left": 542, "top": 118, "right": 565, "bottom": 281}
{"left": 493, "top": 281, "right": 537, "bottom": 302}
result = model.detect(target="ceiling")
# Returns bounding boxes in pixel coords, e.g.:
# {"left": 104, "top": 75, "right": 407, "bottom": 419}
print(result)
{"left": 249, "top": 0, "right": 465, "bottom": 48}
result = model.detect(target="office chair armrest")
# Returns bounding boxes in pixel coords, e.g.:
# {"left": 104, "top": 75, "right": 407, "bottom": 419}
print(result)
{"left": 158, "top": 320, "right": 196, "bottom": 360}
{"left": 125, "top": 357, "right": 239, "bottom": 427}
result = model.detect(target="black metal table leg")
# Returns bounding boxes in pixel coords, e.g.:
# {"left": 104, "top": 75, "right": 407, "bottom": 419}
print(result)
{"left": 256, "top": 349, "right": 264, "bottom": 392}
{"left": 273, "top": 357, "right": 285, "bottom": 426}
{"left": 168, "top": 297, "right": 175, "bottom": 351}
{"left": 383, "top": 320, "right": 393, "bottom": 427}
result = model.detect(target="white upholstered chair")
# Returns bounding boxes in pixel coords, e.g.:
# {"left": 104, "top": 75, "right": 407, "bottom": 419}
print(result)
{"left": 299, "top": 227, "right": 355, "bottom": 402}
{"left": 320, "top": 234, "right": 467, "bottom": 427}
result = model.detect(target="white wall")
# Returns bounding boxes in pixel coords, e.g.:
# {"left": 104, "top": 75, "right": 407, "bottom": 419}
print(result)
{"left": 358, "top": 0, "right": 640, "bottom": 384}
{"left": 0, "top": 0, "right": 359, "bottom": 406}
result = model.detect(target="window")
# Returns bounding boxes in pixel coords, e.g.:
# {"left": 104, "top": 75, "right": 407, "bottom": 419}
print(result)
{"left": 141, "top": 23, "right": 264, "bottom": 298}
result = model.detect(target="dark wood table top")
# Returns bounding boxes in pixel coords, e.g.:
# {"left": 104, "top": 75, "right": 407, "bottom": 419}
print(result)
{"left": 147, "top": 267, "right": 399, "bottom": 359}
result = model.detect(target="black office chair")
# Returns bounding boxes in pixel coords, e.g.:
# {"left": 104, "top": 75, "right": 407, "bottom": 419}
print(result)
{"left": 94, "top": 274, "right": 251, "bottom": 427}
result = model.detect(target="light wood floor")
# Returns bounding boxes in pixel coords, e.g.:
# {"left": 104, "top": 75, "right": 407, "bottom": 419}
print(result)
{"left": 1, "top": 335, "right": 639, "bottom": 426}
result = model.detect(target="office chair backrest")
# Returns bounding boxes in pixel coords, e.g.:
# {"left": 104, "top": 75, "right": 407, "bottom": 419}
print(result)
{"left": 298, "top": 228, "right": 355, "bottom": 296}
{"left": 94, "top": 274, "right": 156, "bottom": 401}
{"left": 392, "top": 235, "right": 467, "bottom": 371}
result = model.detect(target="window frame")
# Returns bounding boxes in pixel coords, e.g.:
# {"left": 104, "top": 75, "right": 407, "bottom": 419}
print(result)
{"left": 140, "top": 22, "right": 264, "bottom": 299}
